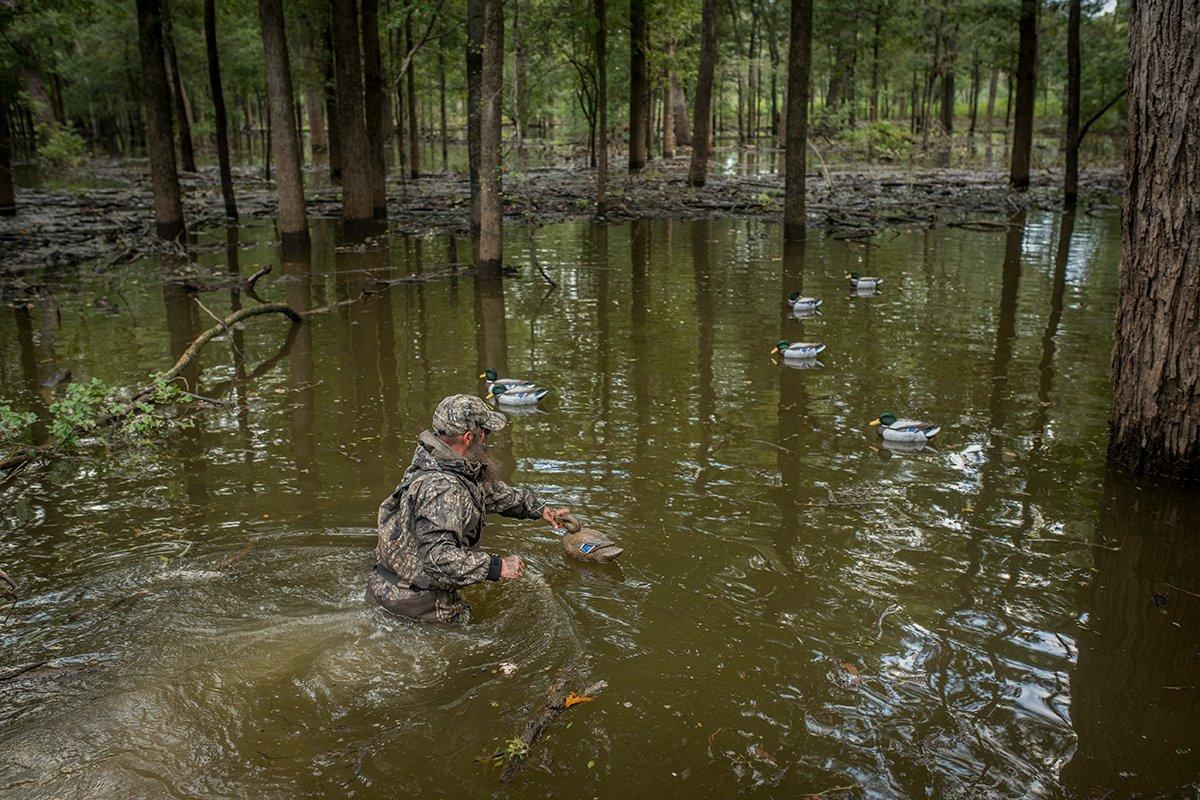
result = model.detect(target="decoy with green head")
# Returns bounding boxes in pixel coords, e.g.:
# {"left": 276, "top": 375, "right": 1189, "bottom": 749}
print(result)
{"left": 486, "top": 382, "right": 550, "bottom": 406}
{"left": 786, "top": 292, "right": 823, "bottom": 312}
{"left": 478, "top": 368, "right": 535, "bottom": 390}
{"left": 846, "top": 271, "right": 883, "bottom": 290}
{"left": 771, "top": 339, "right": 826, "bottom": 360}
{"left": 869, "top": 412, "right": 940, "bottom": 443}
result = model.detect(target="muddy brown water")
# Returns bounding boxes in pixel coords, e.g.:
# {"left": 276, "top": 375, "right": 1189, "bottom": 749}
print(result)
{"left": 1, "top": 212, "right": 1197, "bottom": 799}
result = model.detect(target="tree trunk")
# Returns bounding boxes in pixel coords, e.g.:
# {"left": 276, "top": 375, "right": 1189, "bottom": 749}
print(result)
{"left": 783, "top": 0, "right": 811, "bottom": 241}
{"left": 672, "top": 79, "right": 691, "bottom": 145}
{"left": 1108, "top": 0, "right": 1200, "bottom": 480}
{"left": 467, "top": 0, "right": 483, "bottom": 258}
{"left": 511, "top": 0, "right": 525, "bottom": 150}
{"left": 361, "top": 0, "right": 388, "bottom": 217}
{"left": 869, "top": 9, "right": 880, "bottom": 122}
{"left": 258, "top": 0, "right": 309, "bottom": 251}
{"left": 135, "top": 0, "right": 185, "bottom": 240}
{"left": 595, "top": 0, "right": 608, "bottom": 214}
{"left": 203, "top": 0, "right": 236, "bottom": 219}
{"left": 628, "top": 0, "right": 648, "bottom": 170}
{"left": 968, "top": 49, "right": 980, "bottom": 139}
{"left": 162, "top": 2, "right": 197, "bottom": 173}
{"left": 19, "top": 65, "right": 59, "bottom": 141}
{"left": 477, "top": 0, "right": 504, "bottom": 272}
{"left": 330, "top": 0, "right": 374, "bottom": 224}
{"left": 323, "top": 22, "right": 342, "bottom": 181}
{"left": 940, "top": 32, "right": 955, "bottom": 135}
{"left": 438, "top": 41, "right": 449, "bottom": 172}
{"left": 687, "top": 0, "right": 717, "bottom": 187}
{"left": 663, "top": 49, "right": 675, "bottom": 158}
{"left": 405, "top": 12, "right": 421, "bottom": 180}
{"left": 0, "top": 102, "right": 15, "bottom": 216}
{"left": 1064, "top": 0, "right": 1081, "bottom": 206}
{"left": 1010, "top": 0, "right": 1037, "bottom": 189}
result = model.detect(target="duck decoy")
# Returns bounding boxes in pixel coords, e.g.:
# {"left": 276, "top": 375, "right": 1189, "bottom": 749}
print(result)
{"left": 771, "top": 340, "right": 826, "bottom": 360}
{"left": 558, "top": 514, "right": 624, "bottom": 563}
{"left": 478, "top": 368, "right": 535, "bottom": 390}
{"left": 786, "top": 292, "right": 823, "bottom": 312}
{"left": 846, "top": 271, "right": 883, "bottom": 290}
{"left": 869, "top": 412, "right": 940, "bottom": 443}
{"left": 487, "top": 383, "right": 550, "bottom": 406}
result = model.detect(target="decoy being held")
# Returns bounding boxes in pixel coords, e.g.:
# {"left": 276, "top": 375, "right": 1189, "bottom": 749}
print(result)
{"left": 786, "top": 292, "right": 823, "bottom": 312}
{"left": 558, "top": 514, "right": 624, "bottom": 563}
{"left": 771, "top": 340, "right": 827, "bottom": 360}
{"left": 846, "top": 271, "right": 883, "bottom": 290}
{"left": 478, "top": 368, "right": 534, "bottom": 390}
{"left": 487, "top": 382, "right": 550, "bottom": 406}
{"left": 869, "top": 412, "right": 940, "bottom": 443}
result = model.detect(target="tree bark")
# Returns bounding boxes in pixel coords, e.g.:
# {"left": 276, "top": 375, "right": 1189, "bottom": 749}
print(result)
{"left": 467, "top": 0, "right": 483, "bottom": 259}
{"left": 135, "top": 0, "right": 185, "bottom": 240}
{"left": 1108, "top": 0, "right": 1200, "bottom": 480}
{"left": 1009, "top": 0, "right": 1037, "bottom": 189}
{"left": 687, "top": 0, "right": 717, "bottom": 187}
{"left": 405, "top": 12, "right": 421, "bottom": 180}
{"left": 783, "top": 0, "right": 811, "bottom": 241}
{"left": 330, "top": 0, "right": 374, "bottom": 225}
{"left": 0, "top": 102, "right": 15, "bottom": 216}
{"left": 595, "top": 0, "right": 608, "bottom": 214}
{"left": 672, "top": 79, "right": 691, "bottom": 145}
{"left": 203, "top": 0, "right": 237, "bottom": 219}
{"left": 361, "top": 0, "right": 388, "bottom": 217}
{"left": 162, "top": 2, "right": 197, "bottom": 173}
{"left": 662, "top": 48, "right": 675, "bottom": 158}
{"left": 323, "top": 22, "right": 342, "bottom": 181}
{"left": 869, "top": 8, "right": 880, "bottom": 123}
{"left": 258, "top": 0, "right": 309, "bottom": 252}
{"left": 1064, "top": 0, "right": 1081, "bottom": 206}
{"left": 628, "top": 0, "right": 648, "bottom": 170}
{"left": 940, "top": 31, "right": 955, "bottom": 135}
{"left": 511, "top": 0, "right": 525, "bottom": 150}
{"left": 477, "top": 0, "right": 504, "bottom": 272}
{"left": 438, "top": 41, "right": 449, "bottom": 172}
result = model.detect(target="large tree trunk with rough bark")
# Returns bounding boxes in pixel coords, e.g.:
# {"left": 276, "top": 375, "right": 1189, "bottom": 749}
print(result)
{"left": 0, "top": 102, "right": 15, "bottom": 216}
{"left": 323, "top": 22, "right": 341, "bottom": 181}
{"left": 135, "top": 0, "right": 185, "bottom": 240}
{"left": 672, "top": 81, "right": 691, "bottom": 146}
{"left": 687, "top": 0, "right": 717, "bottom": 187}
{"left": 361, "top": 0, "right": 388, "bottom": 218}
{"left": 477, "top": 0, "right": 504, "bottom": 272}
{"left": 662, "top": 55, "right": 675, "bottom": 158}
{"left": 405, "top": 12, "right": 421, "bottom": 180}
{"left": 595, "top": 0, "right": 608, "bottom": 214}
{"left": 258, "top": 0, "right": 309, "bottom": 251}
{"left": 783, "top": 0, "right": 811, "bottom": 241}
{"left": 330, "top": 0, "right": 374, "bottom": 225}
{"left": 467, "top": 0, "right": 483, "bottom": 259}
{"left": 162, "top": 2, "right": 197, "bottom": 173}
{"left": 1064, "top": 0, "right": 1081, "bottom": 206}
{"left": 1009, "top": 0, "right": 1037, "bottom": 189}
{"left": 628, "top": 0, "right": 648, "bottom": 171}
{"left": 204, "top": 0, "right": 237, "bottom": 219}
{"left": 1108, "top": 0, "right": 1200, "bottom": 480}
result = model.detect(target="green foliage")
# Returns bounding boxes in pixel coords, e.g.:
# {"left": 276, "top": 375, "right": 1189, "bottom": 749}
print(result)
{"left": 48, "top": 378, "right": 116, "bottom": 444}
{"left": 0, "top": 403, "right": 37, "bottom": 443}
{"left": 837, "top": 121, "right": 915, "bottom": 161}
{"left": 38, "top": 124, "right": 89, "bottom": 166}
{"left": 46, "top": 375, "right": 193, "bottom": 445}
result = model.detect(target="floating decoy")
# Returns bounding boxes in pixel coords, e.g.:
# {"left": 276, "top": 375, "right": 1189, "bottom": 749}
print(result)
{"left": 786, "top": 292, "right": 823, "bottom": 312}
{"left": 771, "top": 340, "right": 826, "bottom": 360}
{"left": 846, "top": 271, "right": 883, "bottom": 290}
{"left": 487, "top": 383, "right": 549, "bottom": 406}
{"left": 558, "top": 514, "right": 624, "bottom": 563}
{"left": 869, "top": 412, "right": 940, "bottom": 443}
{"left": 478, "top": 368, "right": 534, "bottom": 390}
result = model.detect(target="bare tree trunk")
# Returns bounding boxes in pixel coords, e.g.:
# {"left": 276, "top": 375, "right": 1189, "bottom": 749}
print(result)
{"left": 628, "top": 0, "right": 648, "bottom": 170}
{"left": 687, "top": 0, "right": 717, "bottom": 187}
{"left": 135, "top": 0, "right": 185, "bottom": 240}
{"left": 323, "top": 22, "right": 342, "bottom": 182}
{"left": 1108, "top": 0, "right": 1200, "bottom": 480}
{"left": 1064, "top": 0, "right": 1081, "bottom": 206}
{"left": 405, "top": 12, "right": 421, "bottom": 179}
{"left": 361, "top": 0, "right": 388, "bottom": 217}
{"left": 663, "top": 44, "right": 676, "bottom": 158}
{"left": 0, "top": 102, "right": 15, "bottom": 216}
{"left": 477, "top": 0, "right": 503, "bottom": 272}
{"left": 869, "top": 9, "right": 880, "bottom": 122}
{"left": 1009, "top": 0, "right": 1037, "bottom": 189}
{"left": 940, "top": 31, "right": 955, "bottom": 135}
{"left": 968, "top": 49, "right": 980, "bottom": 139}
{"left": 438, "top": 41, "right": 449, "bottom": 171}
{"left": 205, "top": 0, "right": 237, "bottom": 218}
{"left": 467, "top": 0, "right": 483, "bottom": 258}
{"left": 303, "top": 37, "right": 328, "bottom": 167}
{"left": 258, "top": 0, "right": 309, "bottom": 251}
{"left": 672, "top": 79, "right": 691, "bottom": 145}
{"left": 162, "top": 2, "right": 197, "bottom": 173}
{"left": 595, "top": 0, "right": 608, "bottom": 214}
{"left": 783, "top": 0, "right": 811, "bottom": 241}
{"left": 511, "top": 0, "right": 524, "bottom": 150}
{"left": 330, "top": 0, "right": 374, "bottom": 224}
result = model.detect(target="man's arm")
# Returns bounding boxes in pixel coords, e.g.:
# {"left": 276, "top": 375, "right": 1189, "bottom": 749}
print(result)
{"left": 412, "top": 478, "right": 501, "bottom": 588}
{"left": 483, "top": 479, "right": 546, "bottom": 520}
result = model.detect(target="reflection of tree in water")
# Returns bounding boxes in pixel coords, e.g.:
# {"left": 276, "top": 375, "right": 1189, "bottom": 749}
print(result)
{"left": 630, "top": 219, "right": 651, "bottom": 461}
{"left": 473, "top": 261, "right": 515, "bottom": 474}
{"left": 284, "top": 236, "right": 318, "bottom": 501}
{"left": 593, "top": 225, "right": 613, "bottom": 467}
{"left": 1061, "top": 470, "right": 1200, "bottom": 797}
{"left": 162, "top": 258, "right": 208, "bottom": 507}
{"left": 775, "top": 239, "right": 810, "bottom": 541}
{"left": 12, "top": 304, "right": 49, "bottom": 444}
{"left": 692, "top": 219, "right": 716, "bottom": 491}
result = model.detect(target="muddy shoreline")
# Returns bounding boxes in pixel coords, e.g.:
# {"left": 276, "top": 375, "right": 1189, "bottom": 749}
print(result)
{"left": 0, "top": 157, "right": 1122, "bottom": 279}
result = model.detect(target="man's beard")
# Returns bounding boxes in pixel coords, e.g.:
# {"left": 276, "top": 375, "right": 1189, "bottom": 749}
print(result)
{"left": 465, "top": 439, "right": 501, "bottom": 485}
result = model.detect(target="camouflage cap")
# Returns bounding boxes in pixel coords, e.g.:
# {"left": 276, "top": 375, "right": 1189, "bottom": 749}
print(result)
{"left": 432, "top": 394, "right": 507, "bottom": 436}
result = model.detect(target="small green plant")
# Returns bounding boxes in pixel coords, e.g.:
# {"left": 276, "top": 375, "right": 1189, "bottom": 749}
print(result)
{"left": 0, "top": 403, "right": 37, "bottom": 443}
{"left": 488, "top": 738, "right": 529, "bottom": 767}
{"left": 48, "top": 378, "right": 117, "bottom": 444}
{"left": 758, "top": 191, "right": 777, "bottom": 212}
{"left": 574, "top": 197, "right": 591, "bottom": 211}
{"left": 38, "top": 124, "right": 89, "bottom": 167}
{"left": 837, "top": 121, "right": 915, "bottom": 161}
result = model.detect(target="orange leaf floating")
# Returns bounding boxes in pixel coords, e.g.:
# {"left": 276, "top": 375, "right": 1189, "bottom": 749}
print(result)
{"left": 564, "top": 693, "right": 594, "bottom": 708}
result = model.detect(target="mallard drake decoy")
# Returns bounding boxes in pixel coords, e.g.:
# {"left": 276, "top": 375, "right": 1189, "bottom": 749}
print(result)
{"left": 846, "top": 271, "right": 883, "bottom": 290}
{"left": 478, "top": 368, "right": 534, "bottom": 390}
{"left": 558, "top": 514, "right": 623, "bottom": 563}
{"left": 786, "top": 292, "right": 822, "bottom": 312}
{"left": 771, "top": 340, "right": 826, "bottom": 360}
{"left": 487, "top": 383, "right": 549, "bottom": 406}
{"left": 869, "top": 412, "right": 940, "bottom": 443}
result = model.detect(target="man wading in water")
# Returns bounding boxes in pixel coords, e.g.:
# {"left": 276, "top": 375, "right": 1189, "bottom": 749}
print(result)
{"left": 368, "top": 394, "right": 571, "bottom": 623}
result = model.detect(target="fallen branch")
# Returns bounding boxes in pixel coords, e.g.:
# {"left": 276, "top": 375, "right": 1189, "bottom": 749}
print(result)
{"left": 500, "top": 661, "right": 606, "bottom": 784}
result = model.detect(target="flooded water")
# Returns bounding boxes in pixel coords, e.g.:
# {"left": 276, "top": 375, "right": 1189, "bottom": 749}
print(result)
{"left": 1, "top": 210, "right": 1198, "bottom": 799}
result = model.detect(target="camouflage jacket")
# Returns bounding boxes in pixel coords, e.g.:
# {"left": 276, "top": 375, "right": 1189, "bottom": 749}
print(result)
{"left": 375, "top": 430, "right": 545, "bottom": 594}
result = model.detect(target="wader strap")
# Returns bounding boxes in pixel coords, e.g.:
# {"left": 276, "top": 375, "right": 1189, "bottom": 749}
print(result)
{"left": 374, "top": 564, "right": 424, "bottom": 593}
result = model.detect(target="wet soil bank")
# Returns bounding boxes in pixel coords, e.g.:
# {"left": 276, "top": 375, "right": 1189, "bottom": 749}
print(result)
{"left": 0, "top": 157, "right": 1122, "bottom": 279}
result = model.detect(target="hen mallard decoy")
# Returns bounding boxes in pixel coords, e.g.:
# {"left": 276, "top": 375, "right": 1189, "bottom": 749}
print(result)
{"left": 478, "top": 368, "right": 534, "bottom": 390}
{"left": 558, "top": 514, "right": 623, "bottom": 563}
{"left": 786, "top": 292, "right": 822, "bottom": 312}
{"left": 869, "top": 412, "right": 940, "bottom": 443}
{"left": 487, "top": 383, "right": 549, "bottom": 406}
{"left": 846, "top": 271, "right": 883, "bottom": 290}
{"left": 771, "top": 340, "right": 826, "bottom": 360}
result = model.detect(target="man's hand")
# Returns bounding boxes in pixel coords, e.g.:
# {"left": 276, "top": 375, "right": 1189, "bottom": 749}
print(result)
{"left": 541, "top": 505, "right": 572, "bottom": 529}
{"left": 499, "top": 555, "right": 524, "bottom": 580}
